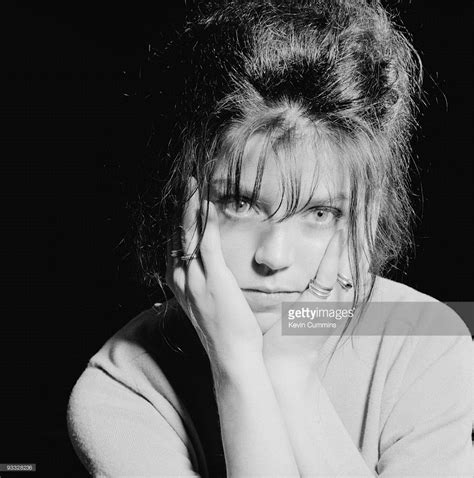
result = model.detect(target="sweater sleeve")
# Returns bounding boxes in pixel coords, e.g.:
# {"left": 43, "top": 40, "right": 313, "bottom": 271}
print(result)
{"left": 376, "top": 317, "right": 473, "bottom": 478}
{"left": 67, "top": 365, "right": 201, "bottom": 478}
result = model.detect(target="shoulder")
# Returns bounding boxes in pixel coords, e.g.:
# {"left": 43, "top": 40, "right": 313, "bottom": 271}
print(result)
{"left": 350, "top": 276, "right": 472, "bottom": 406}
{"left": 68, "top": 298, "right": 198, "bottom": 415}
{"left": 85, "top": 300, "right": 184, "bottom": 379}
{"left": 368, "top": 276, "right": 471, "bottom": 337}
{"left": 365, "top": 279, "right": 473, "bottom": 475}
{"left": 67, "top": 299, "right": 182, "bottom": 423}
{"left": 66, "top": 299, "right": 206, "bottom": 476}
{"left": 372, "top": 275, "right": 439, "bottom": 302}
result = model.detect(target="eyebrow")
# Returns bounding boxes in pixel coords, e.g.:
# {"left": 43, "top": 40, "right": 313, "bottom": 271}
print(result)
{"left": 210, "top": 178, "right": 348, "bottom": 204}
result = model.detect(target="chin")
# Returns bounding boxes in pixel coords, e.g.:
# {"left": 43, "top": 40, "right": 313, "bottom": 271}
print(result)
{"left": 254, "top": 311, "right": 280, "bottom": 334}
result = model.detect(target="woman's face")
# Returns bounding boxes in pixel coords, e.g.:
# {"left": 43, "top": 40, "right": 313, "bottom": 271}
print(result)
{"left": 209, "top": 133, "right": 350, "bottom": 333}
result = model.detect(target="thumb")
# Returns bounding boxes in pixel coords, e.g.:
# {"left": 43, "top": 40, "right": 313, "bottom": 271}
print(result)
{"left": 199, "top": 200, "right": 227, "bottom": 274}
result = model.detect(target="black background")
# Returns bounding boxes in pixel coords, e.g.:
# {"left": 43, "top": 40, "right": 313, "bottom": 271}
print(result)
{"left": 3, "top": 1, "right": 473, "bottom": 476}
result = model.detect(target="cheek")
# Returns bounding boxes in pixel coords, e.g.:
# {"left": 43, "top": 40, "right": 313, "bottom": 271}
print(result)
{"left": 295, "top": 229, "right": 334, "bottom": 275}
{"left": 218, "top": 222, "right": 258, "bottom": 275}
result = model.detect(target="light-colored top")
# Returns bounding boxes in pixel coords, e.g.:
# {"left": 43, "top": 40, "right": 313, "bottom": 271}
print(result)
{"left": 67, "top": 277, "right": 474, "bottom": 477}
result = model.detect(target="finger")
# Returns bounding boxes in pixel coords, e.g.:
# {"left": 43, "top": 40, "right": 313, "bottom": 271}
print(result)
{"left": 315, "top": 228, "right": 342, "bottom": 289}
{"left": 167, "top": 227, "right": 182, "bottom": 268}
{"left": 180, "top": 178, "right": 208, "bottom": 301}
{"left": 199, "top": 200, "right": 226, "bottom": 274}
{"left": 336, "top": 231, "right": 355, "bottom": 300}
{"left": 336, "top": 231, "right": 354, "bottom": 302}
{"left": 181, "top": 177, "right": 207, "bottom": 283}
{"left": 165, "top": 228, "right": 186, "bottom": 293}
{"left": 181, "top": 177, "right": 201, "bottom": 257}
{"left": 299, "top": 229, "right": 342, "bottom": 302}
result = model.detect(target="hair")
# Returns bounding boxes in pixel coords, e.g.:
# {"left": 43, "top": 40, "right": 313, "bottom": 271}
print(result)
{"left": 133, "top": 0, "right": 423, "bottom": 335}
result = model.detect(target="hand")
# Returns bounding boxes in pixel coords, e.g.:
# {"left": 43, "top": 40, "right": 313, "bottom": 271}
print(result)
{"left": 262, "top": 228, "right": 354, "bottom": 379}
{"left": 165, "top": 177, "right": 262, "bottom": 368}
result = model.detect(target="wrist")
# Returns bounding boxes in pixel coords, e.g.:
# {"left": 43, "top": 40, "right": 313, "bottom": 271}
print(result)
{"left": 209, "top": 346, "right": 264, "bottom": 384}
{"left": 264, "top": 355, "right": 320, "bottom": 391}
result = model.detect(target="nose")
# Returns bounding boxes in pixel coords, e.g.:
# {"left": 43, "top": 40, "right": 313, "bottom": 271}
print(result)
{"left": 254, "top": 222, "right": 295, "bottom": 273}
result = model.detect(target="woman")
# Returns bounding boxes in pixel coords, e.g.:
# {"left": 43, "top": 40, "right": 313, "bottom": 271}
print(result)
{"left": 67, "top": 1, "right": 473, "bottom": 476}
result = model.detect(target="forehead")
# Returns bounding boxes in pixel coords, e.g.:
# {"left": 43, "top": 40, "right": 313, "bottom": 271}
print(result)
{"left": 213, "top": 130, "right": 349, "bottom": 203}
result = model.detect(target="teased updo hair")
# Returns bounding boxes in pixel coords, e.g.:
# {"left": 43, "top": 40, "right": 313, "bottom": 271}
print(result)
{"left": 134, "top": 0, "right": 423, "bottom": 306}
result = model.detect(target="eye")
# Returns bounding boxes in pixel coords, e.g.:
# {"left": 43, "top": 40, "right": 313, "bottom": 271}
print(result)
{"left": 218, "top": 195, "right": 257, "bottom": 218}
{"left": 307, "top": 207, "right": 342, "bottom": 226}
{"left": 229, "top": 198, "right": 252, "bottom": 213}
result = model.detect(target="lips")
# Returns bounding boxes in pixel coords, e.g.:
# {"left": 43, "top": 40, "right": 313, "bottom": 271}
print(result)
{"left": 244, "top": 288, "right": 299, "bottom": 294}
{"left": 242, "top": 289, "right": 302, "bottom": 311}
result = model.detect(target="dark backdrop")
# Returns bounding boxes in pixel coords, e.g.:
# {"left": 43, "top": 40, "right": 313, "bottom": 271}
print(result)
{"left": 3, "top": 2, "right": 473, "bottom": 476}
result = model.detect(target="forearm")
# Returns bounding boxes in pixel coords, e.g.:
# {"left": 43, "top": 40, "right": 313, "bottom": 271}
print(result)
{"left": 211, "top": 352, "right": 300, "bottom": 478}
{"left": 266, "top": 362, "right": 377, "bottom": 477}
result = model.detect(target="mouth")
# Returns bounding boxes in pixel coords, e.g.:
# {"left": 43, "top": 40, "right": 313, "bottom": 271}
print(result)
{"left": 242, "top": 289, "right": 302, "bottom": 309}
{"left": 244, "top": 288, "right": 300, "bottom": 294}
